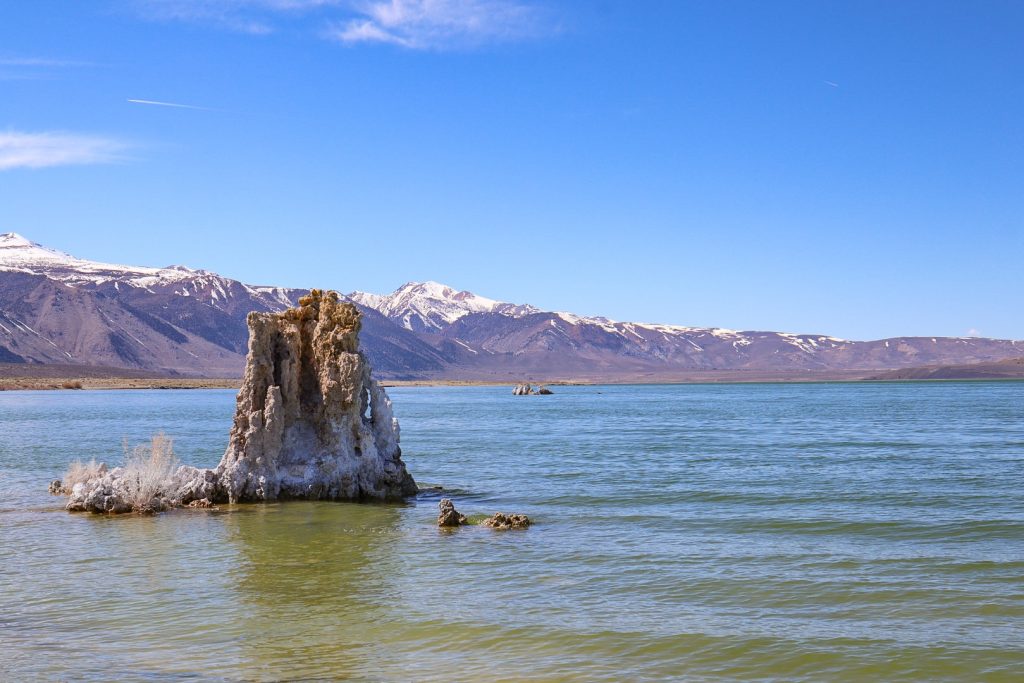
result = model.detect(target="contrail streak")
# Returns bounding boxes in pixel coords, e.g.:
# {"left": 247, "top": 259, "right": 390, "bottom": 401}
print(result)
{"left": 127, "top": 98, "right": 213, "bottom": 111}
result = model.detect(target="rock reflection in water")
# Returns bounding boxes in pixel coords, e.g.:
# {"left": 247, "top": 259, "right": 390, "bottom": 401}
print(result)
{"left": 224, "top": 501, "right": 406, "bottom": 680}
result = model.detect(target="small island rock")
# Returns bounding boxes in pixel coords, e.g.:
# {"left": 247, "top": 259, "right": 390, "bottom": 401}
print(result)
{"left": 63, "top": 290, "right": 417, "bottom": 514}
{"left": 481, "top": 512, "right": 531, "bottom": 530}
{"left": 437, "top": 498, "right": 468, "bottom": 527}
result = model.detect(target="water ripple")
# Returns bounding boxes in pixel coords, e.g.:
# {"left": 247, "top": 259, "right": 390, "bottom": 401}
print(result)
{"left": 1, "top": 383, "right": 1023, "bottom": 681}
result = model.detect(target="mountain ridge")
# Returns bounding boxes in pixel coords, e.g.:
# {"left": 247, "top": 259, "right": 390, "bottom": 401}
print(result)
{"left": 1, "top": 232, "right": 1020, "bottom": 379}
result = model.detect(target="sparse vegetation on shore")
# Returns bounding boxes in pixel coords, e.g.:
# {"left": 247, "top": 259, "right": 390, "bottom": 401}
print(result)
{"left": 120, "top": 433, "right": 181, "bottom": 512}
{"left": 61, "top": 458, "right": 107, "bottom": 492}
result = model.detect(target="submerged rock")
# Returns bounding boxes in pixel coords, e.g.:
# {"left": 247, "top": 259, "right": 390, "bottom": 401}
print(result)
{"left": 437, "top": 498, "right": 468, "bottom": 527}
{"left": 481, "top": 512, "right": 531, "bottom": 530}
{"left": 48, "top": 480, "right": 63, "bottom": 495}
{"left": 63, "top": 290, "right": 417, "bottom": 514}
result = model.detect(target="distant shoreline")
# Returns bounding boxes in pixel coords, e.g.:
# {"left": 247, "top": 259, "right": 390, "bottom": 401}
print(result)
{"left": 0, "top": 377, "right": 242, "bottom": 391}
{"left": 4, "top": 357, "right": 1023, "bottom": 391}
{"left": 2, "top": 372, "right": 1022, "bottom": 391}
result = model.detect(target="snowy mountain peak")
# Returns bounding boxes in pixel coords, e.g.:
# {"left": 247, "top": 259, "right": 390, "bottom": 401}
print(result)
{"left": 1, "top": 232, "right": 72, "bottom": 260}
{"left": 0, "top": 232, "right": 36, "bottom": 248}
{"left": 1, "top": 232, "right": 106, "bottom": 274}
{"left": 395, "top": 281, "right": 502, "bottom": 312}
{"left": 349, "top": 280, "right": 854, "bottom": 357}
{"left": 0, "top": 232, "right": 201, "bottom": 287}
{"left": 349, "top": 281, "right": 539, "bottom": 333}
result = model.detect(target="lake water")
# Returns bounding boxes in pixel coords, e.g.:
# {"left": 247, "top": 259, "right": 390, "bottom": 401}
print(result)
{"left": 1, "top": 382, "right": 1022, "bottom": 681}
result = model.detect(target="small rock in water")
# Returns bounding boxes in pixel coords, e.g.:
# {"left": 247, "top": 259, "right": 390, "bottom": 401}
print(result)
{"left": 481, "top": 512, "right": 531, "bottom": 530}
{"left": 48, "top": 480, "right": 64, "bottom": 495}
{"left": 437, "top": 498, "right": 468, "bottom": 527}
{"left": 187, "top": 498, "right": 215, "bottom": 509}
{"left": 513, "top": 383, "right": 552, "bottom": 395}
{"left": 135, "top": 502, "right": 164, "bottom": 515}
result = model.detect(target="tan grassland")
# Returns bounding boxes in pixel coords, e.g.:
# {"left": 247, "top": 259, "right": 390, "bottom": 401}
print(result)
{"left": 0, "top": 376, "right": 242, "bottom": 391}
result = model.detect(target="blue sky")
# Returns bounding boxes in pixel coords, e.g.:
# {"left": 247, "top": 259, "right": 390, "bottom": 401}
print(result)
{"left": 1, "top": 1, "right": 1021, "bottom": 340}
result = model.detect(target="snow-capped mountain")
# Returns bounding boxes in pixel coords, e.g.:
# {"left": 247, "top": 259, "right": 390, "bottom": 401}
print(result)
{"left": 349, "top": 280, "right": 853, "bottom": 361}
{"left": 348, "top": 279, "right": 851, "bottom": 358}
{"left": 0, "top": 232, "right": 297, "bottom": 311}
{"left": 1, "top": 232, "right": 1021, "bottom": 379}
{"left": 349, "top": 281, "right": 538, "bottom": 333}
{"left": 0, "top": 233, "right": 446, "bottom": 377}
{"left": 346, "top": 280, "right": 1022, "bottom": 375}
{"left": 1, "top": 231, "right": 176, "bottom": 285}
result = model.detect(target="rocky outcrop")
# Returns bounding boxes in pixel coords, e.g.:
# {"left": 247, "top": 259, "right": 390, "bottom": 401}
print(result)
{"left": 63, "top": 291, "right": 417, "bottom": 513}
{"left": 481, "top": 512, "right": 531, "bottom": 529}
{"left": 513, "top": 383, "right": 552, "bottom": 395}
{"left": 437, "top": 498, "right": 467, "bottom": 527}
{"left": 437, "top": 499, "right": 531, "bottom": 530}
{"left": 64, "top": 461, "right": 220, "bottom": 514}
{"left": 217, "top": 290, "right": 416, "bottom": 502}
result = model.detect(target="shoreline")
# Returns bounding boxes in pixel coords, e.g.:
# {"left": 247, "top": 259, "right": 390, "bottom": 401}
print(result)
{"left": 2, "top": 373, "right": 1022, "bottom": 391}
{"left": 0, "top": 377, "right": 242, "bottom": 391}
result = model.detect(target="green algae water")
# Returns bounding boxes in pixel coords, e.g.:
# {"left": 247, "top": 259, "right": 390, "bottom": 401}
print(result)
{"left": 1, "top": 382, "right": 1022, "bottom": 681}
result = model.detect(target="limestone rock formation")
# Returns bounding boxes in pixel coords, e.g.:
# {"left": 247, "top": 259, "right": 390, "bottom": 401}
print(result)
{"left": 513, "top": 383, "right": 552, "bottom": 396}
{"left": 481, "top": 512, "right": 531, "bottom": 529}
{"left": 63, "top": 290, "right": 417, "bottom": 513}
{"left": 64, "top": 462, "right": 220, "bottom": 514}
{"left": 217, "top": 290, "right": 416, "bottom": 502}
{"left": 437, "top": 498, "right": 468, "bottom": 527}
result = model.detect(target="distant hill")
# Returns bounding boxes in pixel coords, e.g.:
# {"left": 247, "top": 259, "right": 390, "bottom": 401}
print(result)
{"left": 866, "top": 357, "right": 1024, "bottom": 380}
{"left": 2, "top": 232, "right": 1022, "bottom": 379}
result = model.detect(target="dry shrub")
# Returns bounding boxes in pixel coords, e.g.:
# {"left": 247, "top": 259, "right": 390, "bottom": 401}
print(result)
{"left": 61, "top": 380, "right": 83, "bottom": 390}
{"left": 62, "top": 458, "right": 107, "bottom": 490}
{"left": 121, "top": 432, "right": 180, "bottom": 511}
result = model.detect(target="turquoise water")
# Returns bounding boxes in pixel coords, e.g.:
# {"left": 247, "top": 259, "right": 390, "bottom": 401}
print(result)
{"left": 1, "top": 382, "right": 1022, "bottom": 681}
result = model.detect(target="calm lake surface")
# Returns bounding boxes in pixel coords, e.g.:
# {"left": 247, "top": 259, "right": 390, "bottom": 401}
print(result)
{"left": 1, "top": 382, "right": 1022, "bottom": 682}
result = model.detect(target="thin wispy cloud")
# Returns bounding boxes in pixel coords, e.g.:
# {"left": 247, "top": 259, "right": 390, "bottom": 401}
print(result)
{"left": 131, "top": 0, "right": 553, "bottom": 48}
{"left": 0, "top": 131, "right": 129, "bottom": 171}
{"left": 328, "top": 0, "right": 548, "bottom": 49}
{"left": 824, "top": 80, "right": 839, "bottom": 88}
{"left": 128, "top": 98, "right": 217, "bottom": 111}
{"left": 0, "top": 56, "right": 96, "bottom": 80}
